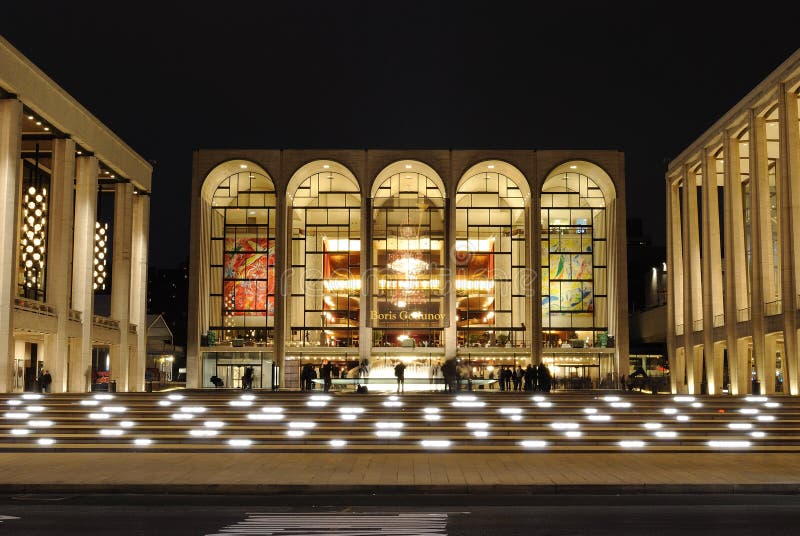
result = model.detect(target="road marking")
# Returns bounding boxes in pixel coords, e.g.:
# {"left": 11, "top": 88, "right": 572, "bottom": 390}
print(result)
{"left": 206, "top": 512, "right": 448, "bottom": 535}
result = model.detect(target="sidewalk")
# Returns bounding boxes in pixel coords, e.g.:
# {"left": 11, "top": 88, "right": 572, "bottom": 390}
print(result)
{"left": 2, "top": 452, "right": 799, "bottom": 494}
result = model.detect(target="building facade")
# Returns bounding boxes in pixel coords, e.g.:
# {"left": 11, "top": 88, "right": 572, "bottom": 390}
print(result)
{"left": 667, "top": 49, "right": 800, "bottom": 396}
{"left": 0, "top": 37, "right": 152, "bottom": 392}
{"left": 188, "top": 149, "right": 628, "bottom": 390}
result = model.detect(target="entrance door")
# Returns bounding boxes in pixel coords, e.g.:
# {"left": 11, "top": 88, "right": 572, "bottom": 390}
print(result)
{"left": 216, "top": 365, "right": 262, "bottom": 389}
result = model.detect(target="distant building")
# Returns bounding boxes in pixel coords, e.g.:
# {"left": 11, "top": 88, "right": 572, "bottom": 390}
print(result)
{"left": 667, "top": 48, "right": 800, "bottom": 395}
{"left": 145, "top": 314, "right": 184, "bottom": 383}
{"left": 186, "top": 150, "right": 629, "bottom": 390}
{"left": 0, "top": 36, "right": 152, "bottom": 393}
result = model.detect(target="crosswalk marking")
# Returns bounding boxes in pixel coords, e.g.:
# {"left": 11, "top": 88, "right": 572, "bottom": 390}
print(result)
{"left": 206, "top": 512, "right": 448, "bottom": 535}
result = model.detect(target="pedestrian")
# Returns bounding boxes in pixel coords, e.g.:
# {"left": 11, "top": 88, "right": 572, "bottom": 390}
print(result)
{"left": 504, "top": 368, "right": 512, "bottom": 391}
{"left": 394, "top": 361, "right": 406, "bottom": 393}
{"left": 40, "top": 369, "right": 52, "bottom": 393}
{"left": 242, "top": 367, "right": 253, "bottom": 390}
{"left": 321, "top": 360, "right": 332, "bottom": 392}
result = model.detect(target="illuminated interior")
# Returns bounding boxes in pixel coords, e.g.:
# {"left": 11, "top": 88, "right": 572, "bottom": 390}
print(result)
{"left": 540, "top": 171, "right": 607, "bottom": 347}
{"left": 371, "top": 168, "right": 446, "bottom": 347}
{"left": 208, "top": 169, "right": 276, "bottom": 343}
{"left": 456, "top": 169, "right": 528, "bottom": 348}
{"left": 289, "top": 164, "right": 361, "bottom": 347}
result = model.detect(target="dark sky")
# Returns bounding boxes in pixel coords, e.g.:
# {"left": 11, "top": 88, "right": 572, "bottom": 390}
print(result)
{"left": 2, "top": 2, "right": 798, "bottom": 268}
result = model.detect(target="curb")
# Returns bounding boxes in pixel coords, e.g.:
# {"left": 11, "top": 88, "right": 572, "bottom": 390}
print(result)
{"left": 2, "top": 483, "right": 800, "bottom": 495}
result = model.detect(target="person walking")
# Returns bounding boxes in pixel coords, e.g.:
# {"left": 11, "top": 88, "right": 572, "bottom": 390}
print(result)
{"left": 321, "top": 360, "right": 333, "bottom": 392}
{"left": 40, "top": 369, "right": 52, "bottom": 393}
{"left": 394, "top": 361, "right": 406, "bottom": 393}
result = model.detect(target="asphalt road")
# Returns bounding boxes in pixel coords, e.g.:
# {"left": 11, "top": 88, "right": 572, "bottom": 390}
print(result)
{"left": 0, "top": 493, "right": 799, "bottom": 535}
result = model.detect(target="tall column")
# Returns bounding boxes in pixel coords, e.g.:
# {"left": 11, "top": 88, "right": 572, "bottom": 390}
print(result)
{"left": 682, "top": 166, "right": 702, "bottom": 393}
{"left": 668, "top": 180, "right": 685, "bottom": 392}
{"left": 749, "top": 112, "right": 770, "bottom": 394}
{"left": 70, "top": 155, "right": 98, "bottom": 392}
{"left": 129, "top": 191, "right": 149, "bottom": 392}
{"left": 531, "top": 182, "right": 542, "bottom": 364}
{"left": 723, "top": 132, "right": 749, "bottom": 394}
{"left": 43, "top": 137, "right": 75, "bottom": 392}
{"left": 445, "top": 198, "right": 457, "bottom": 361}
{"left": 779, "top": 85, "right": 800, "bottom": 395}
{"left": 273, "top": 177, "right": 286, "bottom": 388}
{"left": 701, "top": 149, "right": 724, "bottom": 393}
{"left": 0, "top": 99, "right": 22, "bottom": 393}
{"left": 358, "top": 194, "right": 371, "bottom": 364}
{"left": 110, "top": 181, "right": 133, "bottom": 391}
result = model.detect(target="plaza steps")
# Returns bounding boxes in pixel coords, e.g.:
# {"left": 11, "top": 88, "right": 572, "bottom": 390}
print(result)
{"left": 0, "top": 390, "right": 796, "bottom": 453}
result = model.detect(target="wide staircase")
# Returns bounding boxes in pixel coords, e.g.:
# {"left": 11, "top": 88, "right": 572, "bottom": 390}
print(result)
{"left": 0, "top": 389, "right": 796, "bottom": 453}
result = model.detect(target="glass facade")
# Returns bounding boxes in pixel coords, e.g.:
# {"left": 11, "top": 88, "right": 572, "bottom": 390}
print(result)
{"left": 209, "top": 171, "right": 276, "bottom": 344}
{"left": 371, "top": 172, "right": 446, "bottom": 347}
{"left": 290, "top": 170, "right": 361, "bottom": 347}
{"left": 540, "top": 172, "right": 607, "bottom": 346}
{"left": 456, "top": 171, "right": 527, "bottom": 348}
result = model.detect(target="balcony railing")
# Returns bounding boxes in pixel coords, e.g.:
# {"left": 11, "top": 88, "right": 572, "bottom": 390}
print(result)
{"left": 764, "top": 299, "right": 782, "bottom": 317}
{"left": 129, "top": 324, "right": 138, "bottom": 335}
{"left": 692, "top": 319, "right": 703, "bottom": 332}
{"left": 675, "top": 323, "right": 684, "bottom": 335}
{"left": 13, "top": 297, "right": 56, "bottom": 317}
{"left": 737, "top": 308, "right": 751, "bottom": 323}
{"left": 68, "top": 309, "right": 82, "bottom": 322}
{"left": 93, "top": 315, "right": 120, "bottom": 330}
{"left": 713, "top": 314, "right": 725, "bottom": 328}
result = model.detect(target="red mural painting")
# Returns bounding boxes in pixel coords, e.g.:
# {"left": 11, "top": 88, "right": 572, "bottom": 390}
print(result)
{"left": 223, "top": 236, "right": 275, "bottom": 316}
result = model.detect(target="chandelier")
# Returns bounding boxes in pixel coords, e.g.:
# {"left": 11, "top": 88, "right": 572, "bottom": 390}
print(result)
{"left": 93, "top": 221, "right": 108, "bottom": 290}
{"left": 20, "top": 144, "right": 48, "bottom": 298}
{"left": 387, "top": 214, "right": 430, "bottom": 307}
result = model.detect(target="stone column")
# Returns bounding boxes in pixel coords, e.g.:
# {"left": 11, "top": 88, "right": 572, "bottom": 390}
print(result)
{"left": 682, "top": 166, "right": 702, "bottom": 393}
{"left": 445, "top": 198, "right": 457, "bottom": 361}
{"left": 0, "top": 99, "right": 22, "bottom": 392}
{"left": 129, "top": 191, "right": 149, "bottom": 392}
{"left": 273, "top": 177, "right": 286, "bottom": 387}
{"left": 666, "top": 179, "right": 678, "bottom": 393}
{"left": 749, "top": 112, "right": 770, "bottom": 394}
{"left": 779, "top": 85, "right": 800, "bottom": 395}
{"left": 70, "top": 155, "right": 98, "bottom": 392}
{"left": 701, "top": 149, "right": 724, "bottom": 393}
{"left": 110, "top": 181, "right": 133, "bottom": 391}
{"left": 531, "top": 181, "right": 542, "bottom": 365}
{"left": 43, "top": 137, "right": 75, "bottom": 392}
{"left": 358, "top": 194, "right": 371, "bottom": 364}
{"left": 723, "top": 132, "right": 748, "bottom": 394}
{"left": 668, "top": 179, "right": 685, "bottom": 392}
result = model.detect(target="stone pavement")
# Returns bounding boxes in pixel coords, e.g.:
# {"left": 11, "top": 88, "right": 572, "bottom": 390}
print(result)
{"left": 1, "top": 452, "right": 800, "bottom": 494}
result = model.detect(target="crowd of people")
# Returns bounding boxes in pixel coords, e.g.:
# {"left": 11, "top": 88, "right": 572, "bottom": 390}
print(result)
{"left": 489, "top": 363, "right": 552, "bottom": 392}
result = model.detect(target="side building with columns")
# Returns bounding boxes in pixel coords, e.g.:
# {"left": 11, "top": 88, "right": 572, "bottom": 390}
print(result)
{"left": 187, "top": 149, "right": 628, "bottom": 390}
{"left": 0, "top": 37, "right": 151, "bottom": 393}
{"left": 667, "top": 48, "right": 800, "bottom": 396}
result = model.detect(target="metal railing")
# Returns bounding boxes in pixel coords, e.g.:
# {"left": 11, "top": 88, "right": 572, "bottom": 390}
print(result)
{"left": 68, "top": 309, "right": 82, "bottom": 322}
{"left": 675, "top": 323, "right": 684, "bottom": 335}
{"left": 764, "top": 299, "right": 782, "bottom": 317}
{"left": 713, "top": 314, "right": 725, "bottom": 328}
{"left": 13, "top": 297, "right": 56, "bottom": 316}
{"left": 692, "top": 319, "right": 704, "bottom": 332}
{"left": 93, "top": 315, "right": 120, "bottom": 330}
{"left": 736, "top": 307, "right": 751, "bottom": 323}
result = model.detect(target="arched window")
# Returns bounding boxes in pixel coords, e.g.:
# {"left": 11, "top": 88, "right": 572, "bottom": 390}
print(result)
{"left": 540, "top": 170, "right": 607, "bottom": 345}
{"left": 208, "top": 169, "right": 276, "bottom": 344}
{"left": 289, "top": 164, "right": 361, "bottom": 347}
{"left": 456, "top": 166, "right": 529, "bottom": 348}
{"left": 371, "top": 164, "right": 446, "bottom": 347}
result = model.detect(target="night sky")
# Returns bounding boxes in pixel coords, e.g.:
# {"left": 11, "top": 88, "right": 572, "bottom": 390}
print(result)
{"left": 2, "top": 2, "right": 798, "bottom": 268}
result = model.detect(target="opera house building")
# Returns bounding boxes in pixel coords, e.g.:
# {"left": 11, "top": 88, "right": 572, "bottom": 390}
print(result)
{"left": 187, "top": 150, "right": 628, "bottom": 390}
{"left": 667, "top": 48, "right": 800, "bottom": 396}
